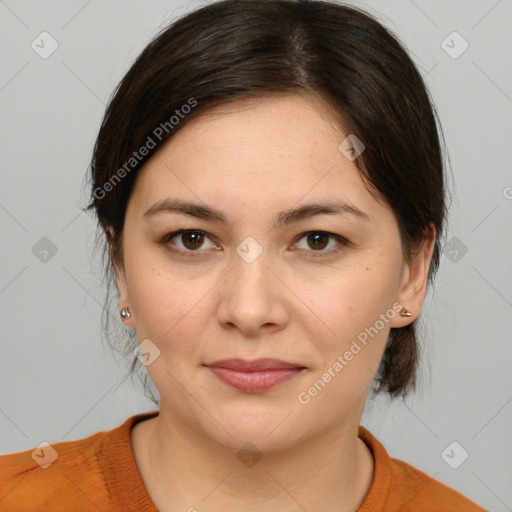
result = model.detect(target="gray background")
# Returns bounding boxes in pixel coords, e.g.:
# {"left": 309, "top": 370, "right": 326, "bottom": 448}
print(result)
{"left": 1, "top": 0, "right": 511, "bottom": 510}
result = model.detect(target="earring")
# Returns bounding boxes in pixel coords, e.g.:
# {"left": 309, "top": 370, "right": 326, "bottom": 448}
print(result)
{"left": 120, "top": 306, "right": 132, "bottom": 319}
{"left": 400, "top": 308, "right": 412, "bottom": 317}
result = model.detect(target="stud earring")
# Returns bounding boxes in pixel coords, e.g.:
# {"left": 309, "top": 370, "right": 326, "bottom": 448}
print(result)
{"left": 120, "top": 307, "right": 132, "bottom": 319}
{"left": 400, "top": 308, "right": 412, "bottom": 317}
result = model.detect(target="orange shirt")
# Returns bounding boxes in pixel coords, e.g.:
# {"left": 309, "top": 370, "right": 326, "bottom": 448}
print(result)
{"left": 0, "top": 411, "right": 486, "bottom": 511}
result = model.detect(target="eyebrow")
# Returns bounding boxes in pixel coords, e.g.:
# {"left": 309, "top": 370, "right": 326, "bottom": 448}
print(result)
{"left": 143, "top": 199, "right": 371, "bottom": 226}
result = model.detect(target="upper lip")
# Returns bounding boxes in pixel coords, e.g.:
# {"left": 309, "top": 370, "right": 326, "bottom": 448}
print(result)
{"left": 204, "top": 358, "right": 305, "bottom": 372}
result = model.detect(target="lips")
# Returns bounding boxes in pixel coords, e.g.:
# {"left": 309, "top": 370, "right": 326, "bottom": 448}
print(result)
{"left": 205, "top": 358, "right": 304, "bottom": 371}
{"left": 204, "top": 358, "right": 306, "bottom": 392}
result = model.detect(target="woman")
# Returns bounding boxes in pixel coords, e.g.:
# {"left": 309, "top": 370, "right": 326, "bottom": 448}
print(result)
{"left": 0, "top": 0, "right": 487, "bottom": 510}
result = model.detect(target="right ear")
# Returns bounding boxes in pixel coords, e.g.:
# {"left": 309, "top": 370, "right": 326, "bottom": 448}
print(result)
{"left": 107, "top": 227, "right": 133, "bottom": 326}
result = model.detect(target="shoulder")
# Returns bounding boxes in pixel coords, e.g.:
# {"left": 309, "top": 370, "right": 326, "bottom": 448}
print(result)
{"left": 388, "top": 457, "right": 487, "bottom": 511}
{"left": 0, "top": 423, "right": 118, "bottom": 512}
{"left": 357, "top": 426, "right": 487, "bottom": 512}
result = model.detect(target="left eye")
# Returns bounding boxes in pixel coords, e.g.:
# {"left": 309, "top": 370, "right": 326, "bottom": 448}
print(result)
{"left": 161, "top": 230, "right": 348, "bottom": 256}
{"left": 293, "top": 231, "right": 348, "bottom": 255}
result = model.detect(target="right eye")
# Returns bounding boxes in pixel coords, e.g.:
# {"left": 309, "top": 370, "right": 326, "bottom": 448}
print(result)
{"left": 161, "top": 229, "right": 217, "bottom": 256}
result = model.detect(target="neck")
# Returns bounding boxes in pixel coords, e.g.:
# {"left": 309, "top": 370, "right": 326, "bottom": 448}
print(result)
{"left": 133, "top": 404, "right": 374, "bottom": 512}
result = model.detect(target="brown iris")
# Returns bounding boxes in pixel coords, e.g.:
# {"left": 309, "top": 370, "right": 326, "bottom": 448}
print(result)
{"left": 181, "top": 231, "right": 205, "bottom": 250}
{"left": 306, "top": 232, "right": 329, "bottom": 251}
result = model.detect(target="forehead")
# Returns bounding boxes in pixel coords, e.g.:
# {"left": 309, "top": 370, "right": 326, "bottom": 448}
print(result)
{"left": 129, "top": 95, "right": 389, "bottom": 224}
{"left": 141, "top": 94, "right": 346, "bottom": 174}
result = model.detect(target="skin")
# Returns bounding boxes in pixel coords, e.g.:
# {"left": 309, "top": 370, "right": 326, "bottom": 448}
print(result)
{"left": 112, "top": 94, "right": 436, "bottom": 512}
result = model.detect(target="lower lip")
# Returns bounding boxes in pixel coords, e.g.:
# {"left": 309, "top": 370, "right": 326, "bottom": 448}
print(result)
{"left": 207, "top": 367, "right": 304, "bottom": 392}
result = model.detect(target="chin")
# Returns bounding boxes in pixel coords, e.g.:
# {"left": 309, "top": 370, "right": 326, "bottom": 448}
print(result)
{"left": 201, "top": 402, "right": 306, "bottom": 454}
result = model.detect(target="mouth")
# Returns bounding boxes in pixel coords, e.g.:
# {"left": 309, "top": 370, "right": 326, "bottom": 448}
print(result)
{"left": 203, "top": 358, "right": 307, "bottom": 393}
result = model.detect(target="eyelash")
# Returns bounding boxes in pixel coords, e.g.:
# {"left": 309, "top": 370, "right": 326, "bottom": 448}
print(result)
{"left": 159, "top": 229, "right": 349, "bottom": 258}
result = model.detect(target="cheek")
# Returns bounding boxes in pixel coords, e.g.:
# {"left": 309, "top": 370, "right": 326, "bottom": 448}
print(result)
{"left": 296, "top": 274, "right": 393, "bottom": 409}
{"left": 126, "top": 263, "right": 211, "bottom": 352}
{"left": 299, "top": 258, "right": 400, "bottom": 396}
{"left": 307, "top": 263, "right": 396, "bottom": 340}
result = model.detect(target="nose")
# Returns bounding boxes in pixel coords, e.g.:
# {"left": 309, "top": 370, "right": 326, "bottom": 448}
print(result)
{"left": 216, "top": 249, "right": 290, "bottom": 336}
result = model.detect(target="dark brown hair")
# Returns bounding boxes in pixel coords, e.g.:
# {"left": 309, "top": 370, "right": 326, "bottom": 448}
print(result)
{"left": 84, "top": 0, "right": 450, "bottom": 404}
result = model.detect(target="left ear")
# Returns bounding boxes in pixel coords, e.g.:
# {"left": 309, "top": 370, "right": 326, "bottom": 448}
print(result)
{"left": 390, "top": 223, "right": 436, "bottom": 328}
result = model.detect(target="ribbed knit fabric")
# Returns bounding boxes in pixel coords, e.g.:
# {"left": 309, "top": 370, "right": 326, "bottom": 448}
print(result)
{"left": 0, "top": 411, "right": 486, "bottom": 511}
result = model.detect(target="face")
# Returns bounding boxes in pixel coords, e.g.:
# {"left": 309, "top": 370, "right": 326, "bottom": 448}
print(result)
{"left": 114, "top": 94, "right": 434, "bottom": 452}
